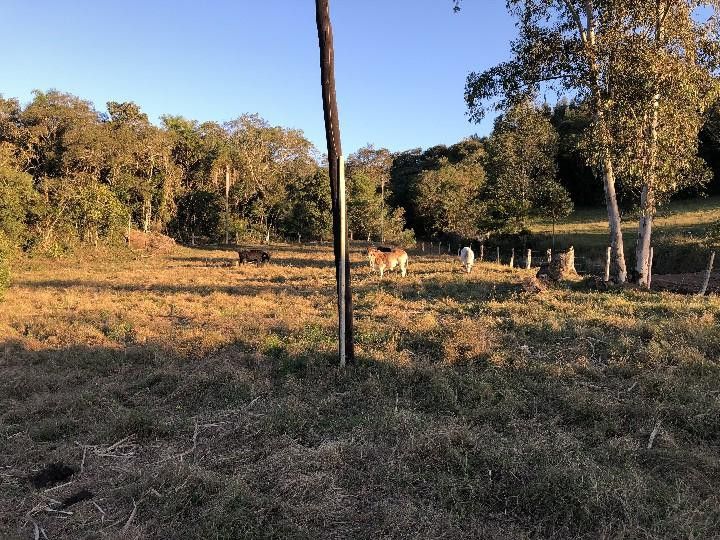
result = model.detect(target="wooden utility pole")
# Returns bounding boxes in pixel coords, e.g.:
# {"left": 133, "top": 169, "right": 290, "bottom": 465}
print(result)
{"left": 339, "top": 155, "right": 347, "bottom": 367}
{"left": 380, "top": 179, "right": 385, "bottom": 243}
{"left": 316, "top": 0, "right": 354, "bottom": 363}
{"left": 225, "top": 164, "right": 230, "bottom": 245}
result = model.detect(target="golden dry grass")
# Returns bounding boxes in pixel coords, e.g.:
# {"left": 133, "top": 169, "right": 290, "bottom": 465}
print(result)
{"left": 1, "top": 243, "right": 720, "bottom": 538}
{"left": 529, "top": 196, "right": 720, "bottom": 275}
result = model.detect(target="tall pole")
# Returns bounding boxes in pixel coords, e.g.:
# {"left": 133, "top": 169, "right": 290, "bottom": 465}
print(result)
{"left": 338, "top": 155, "right": 346, "bottom": 367}
{"left": 225, "top": 164, "right": 230, "bottom": 245}
{"left": 380, "top": 180, "right": 385, "bottom": 243}
{"left": 316, "top": 0, "right": 354, "bottom": 363}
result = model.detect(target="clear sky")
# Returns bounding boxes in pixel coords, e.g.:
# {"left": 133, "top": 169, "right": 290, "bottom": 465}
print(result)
{"left": 1, "top": 0, "right": 516, "bottom": 154}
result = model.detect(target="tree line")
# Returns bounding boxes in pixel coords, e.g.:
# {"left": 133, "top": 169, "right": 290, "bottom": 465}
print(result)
{"left": 1, "top": 93, "right": 719, "bottom": 268}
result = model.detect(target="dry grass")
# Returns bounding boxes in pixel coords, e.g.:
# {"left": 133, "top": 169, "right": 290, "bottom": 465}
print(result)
{"left": 530, "top": 196, "right": 720, "bottom": 274}
{"left": 1, "top": 242, "right": 720, "bottom": 539}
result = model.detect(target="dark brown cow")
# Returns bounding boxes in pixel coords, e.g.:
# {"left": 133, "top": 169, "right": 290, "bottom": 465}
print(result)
{"left": 238, "top": 249, "right": 271, "bottom": 265}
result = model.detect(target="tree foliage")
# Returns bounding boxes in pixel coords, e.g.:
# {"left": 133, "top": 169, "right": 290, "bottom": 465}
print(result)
{"left": 485, "top": 102, "right": 566, "bottom": 232}
{"left": 0, "top": 89, "right": 416, "bottom": 252}
{"left": 416, "top": 158, "right": 486, "bottom": 239}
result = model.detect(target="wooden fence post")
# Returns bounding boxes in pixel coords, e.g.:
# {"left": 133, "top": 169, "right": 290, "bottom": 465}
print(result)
{"left": 604, "top": 246, "right": 611, "bottom": 282}
{"left": 698, "top": 251, "right": 715, "bottom": 296}
{"left": 509, "top": 248, "right": 515, "bottom": 268}
{"left": 496, "top": 247, "right": 500, "bottom": 264}
{"left": 525, "top": 249, "right": 532, "bottom": 270}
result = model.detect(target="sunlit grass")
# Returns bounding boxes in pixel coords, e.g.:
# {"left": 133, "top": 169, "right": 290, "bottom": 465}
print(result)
{"left": 1, "top": 243, "right": 719, "bottom": 538}
{"left": 529, "top": 197, "right": 720, "bottom": 273}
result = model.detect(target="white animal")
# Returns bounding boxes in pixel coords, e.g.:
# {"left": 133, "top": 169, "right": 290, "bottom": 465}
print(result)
{"left": 459, "top": 246, "right": 475, "bottom": 273}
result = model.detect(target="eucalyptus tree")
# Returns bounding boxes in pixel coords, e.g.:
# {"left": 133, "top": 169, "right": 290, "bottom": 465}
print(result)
{"left": 454, "top": 0, "right": 628, "bottom": 279}
{"left": 454, "top": 0, "right": 719, "bottom": 283}
{"left": 606, "top": 2, "right": 720, "bottom": 286}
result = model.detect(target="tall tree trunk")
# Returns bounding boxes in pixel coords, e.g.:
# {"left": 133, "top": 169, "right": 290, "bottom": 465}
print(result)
{"left": 143, "top": 198, "right": 151, "bottom": 233}
{"left": 602, "top": 156, "right": 627, "bottom": 283}
{"left": 580, "top": 0, "right": 627, "bottom": 283}
{"left": 636, "top": 1, "right": 666, "bottom": 287}
{"left": 635, "top": 85, "right": 660, "bottom": 287}
{"left": 316, "top": 0, "right": 355, "bottom": 362}
{"left": 635, "top": 184, "right": 654, "bottom": 286}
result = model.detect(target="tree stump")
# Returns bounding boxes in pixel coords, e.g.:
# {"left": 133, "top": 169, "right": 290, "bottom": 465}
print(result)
{"left": 536, "top": 246, "right": 578, "bottom": 281}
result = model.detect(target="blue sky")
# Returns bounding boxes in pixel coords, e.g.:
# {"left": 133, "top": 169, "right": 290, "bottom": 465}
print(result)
{"left": 2, "top": 1, "right": 516, "bottom": 154}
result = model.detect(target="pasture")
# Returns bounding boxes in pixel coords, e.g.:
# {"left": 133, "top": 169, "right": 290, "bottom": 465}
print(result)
{"left": 2, "top": 242, "right": 720, "bottom": 539}
{"left": 531, "top": 196, "right": 720, "bottom": 275}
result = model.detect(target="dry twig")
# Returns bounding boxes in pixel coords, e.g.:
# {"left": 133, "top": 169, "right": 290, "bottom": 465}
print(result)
{"left": 647, "top": 419, "right": 662, "bottom": 449}
{"left": 122, "top": 499, "right": 138, "bottom": 534}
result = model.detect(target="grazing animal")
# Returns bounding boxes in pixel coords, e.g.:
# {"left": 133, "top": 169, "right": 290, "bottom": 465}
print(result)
{"left": 238, "top": 249, "right": 271, "bottom": 265}
{"left": 459, "top": 246, "right": 475, "bottom": 273}
{"left": 367, "top": 247, "right": 408, "bottom": 278}
{"left": 366, "top": 246, "right": 393, "bottom": 269}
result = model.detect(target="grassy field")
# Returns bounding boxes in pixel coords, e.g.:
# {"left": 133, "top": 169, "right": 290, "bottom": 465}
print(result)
{"left": 1, "top": 241, "right": 720, "bottom": 539}
{"left": 530, "top": 196, "right": 720, "bottom": 274}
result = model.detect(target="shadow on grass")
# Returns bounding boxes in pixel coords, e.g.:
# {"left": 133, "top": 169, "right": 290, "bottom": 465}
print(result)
{"left": 1, "top": 329, "right": 719, "bottom": 539}
{"left": 13, "top": 278, "right": 333, "bottom": 298}
{"left": 365, "top": 279, "right": 520, "bottom": 305}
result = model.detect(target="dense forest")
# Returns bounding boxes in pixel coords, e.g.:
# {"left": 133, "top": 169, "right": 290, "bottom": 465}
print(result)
{"left": 0, "top": 90, "right": 719, "bottom": 259}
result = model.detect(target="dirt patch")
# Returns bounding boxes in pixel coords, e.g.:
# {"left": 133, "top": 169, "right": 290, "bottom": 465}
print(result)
{"left": 126, "top": 229, "right": 176, "bottom": 252}
{"left": 29, "top": 462, "right": 76, "bottom": 489}
{"left": 651, "top": 270, "right": 720, "bottom": 294}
